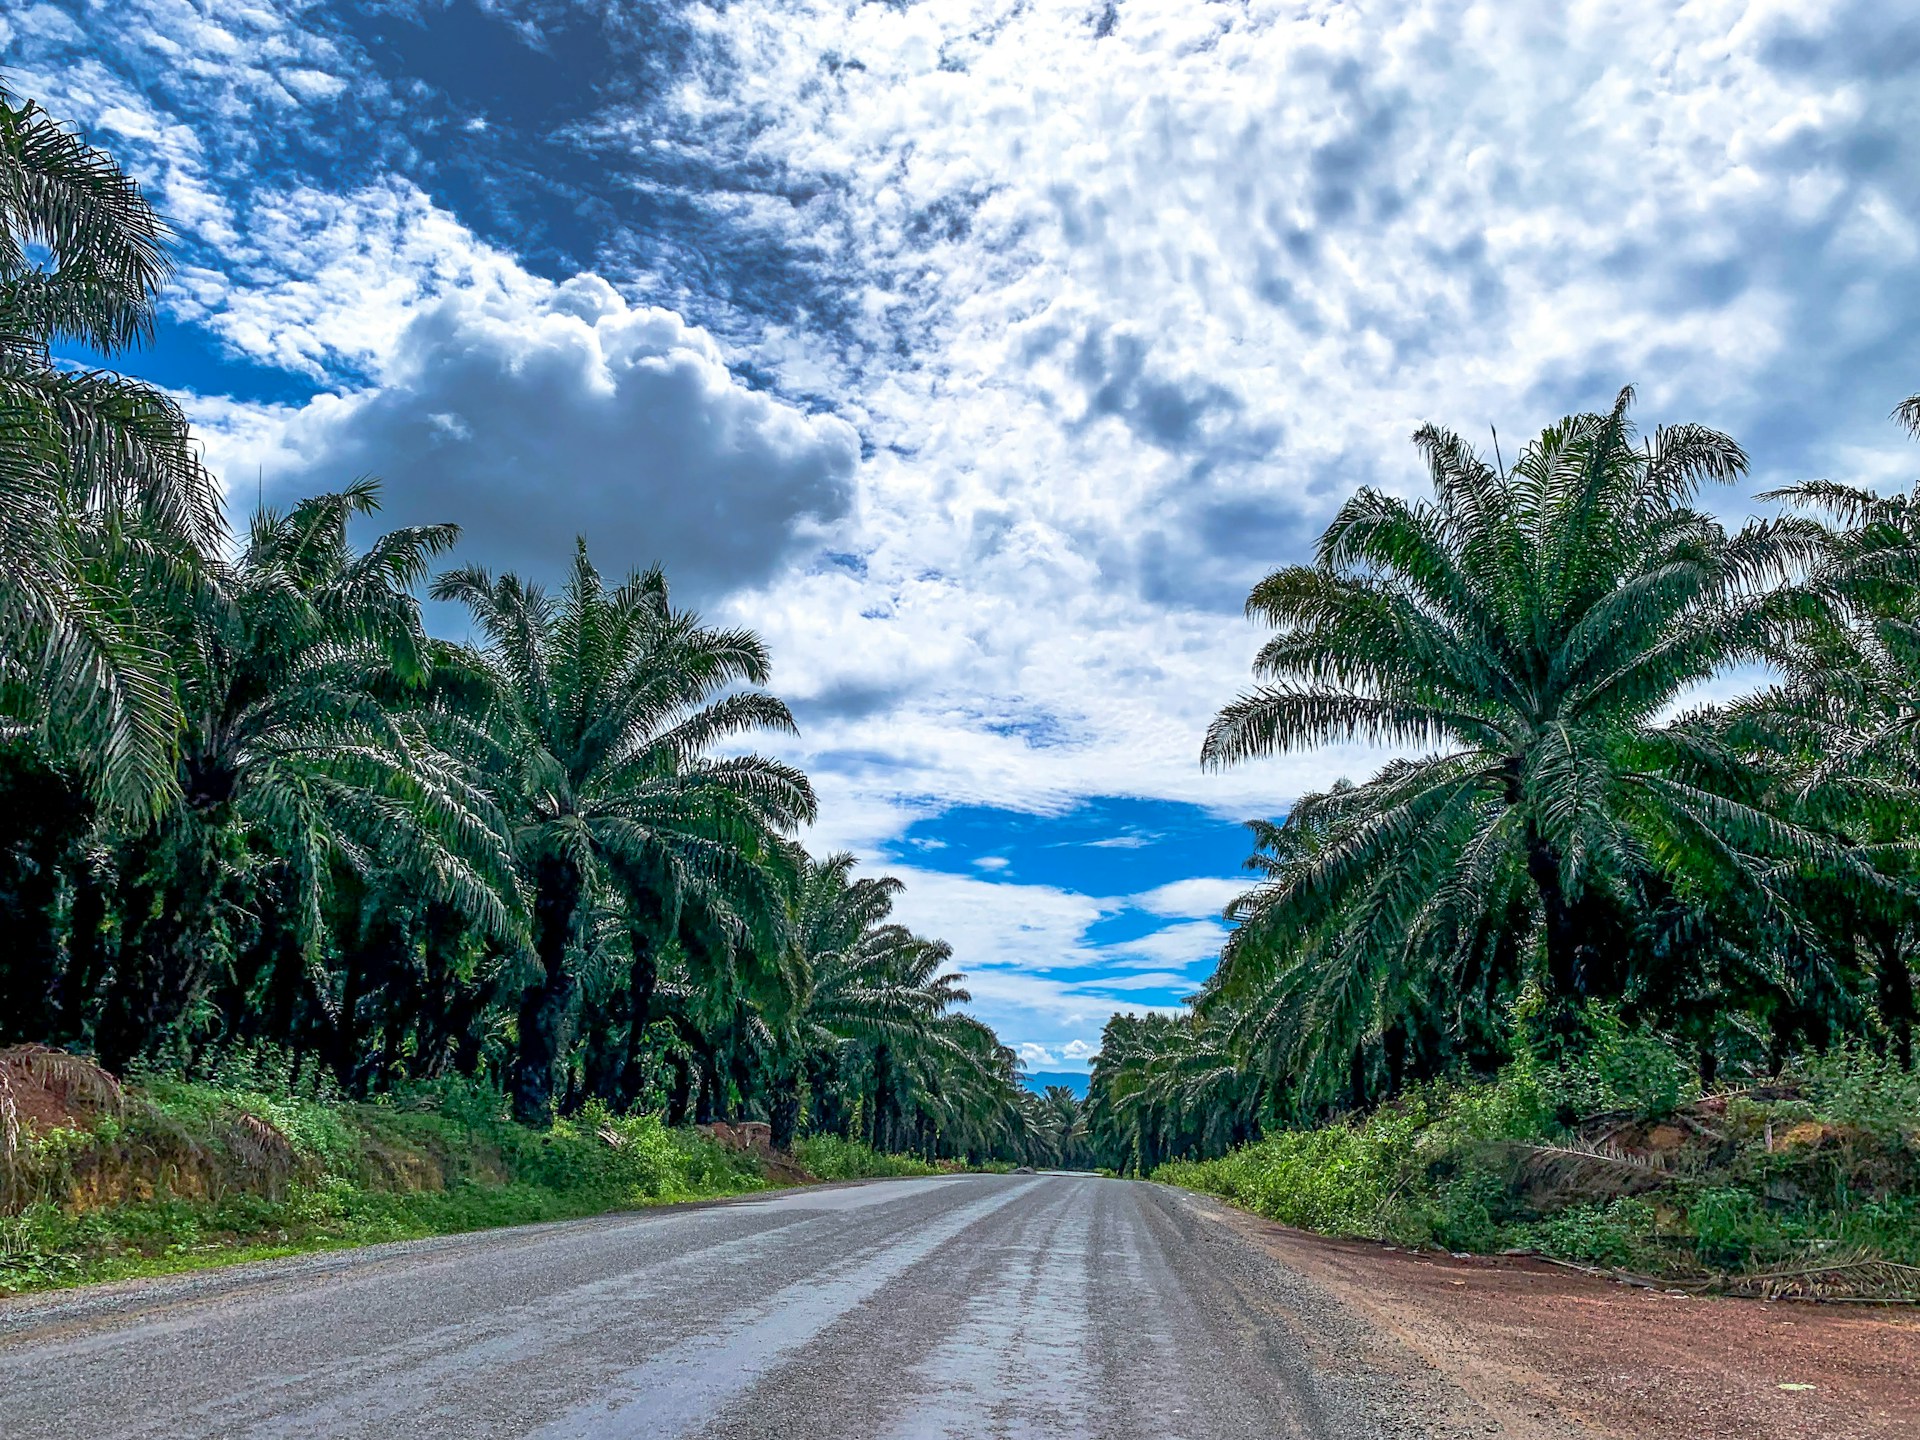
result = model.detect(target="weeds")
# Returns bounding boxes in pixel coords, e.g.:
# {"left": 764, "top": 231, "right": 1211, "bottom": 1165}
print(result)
{"left": 0, "top": 1072, "right": 773, "bottom": 1296}
{"left": 793, "top": 1136, "right": 941, "bottom": 1180}
{"left": 1156, "top": 1044, "right": 1920, "bottom": 1293}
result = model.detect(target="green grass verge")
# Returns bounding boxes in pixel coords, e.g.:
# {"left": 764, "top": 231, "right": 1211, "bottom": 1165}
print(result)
{"left": 1, "top": 1079, "right": 773, "bottom": 1296}
{"left": 791, "top": 1135, "right": 943, "bottom": 1180}
{"left": 1154, "top": 1043, "right": 1920, "bottom": 1291}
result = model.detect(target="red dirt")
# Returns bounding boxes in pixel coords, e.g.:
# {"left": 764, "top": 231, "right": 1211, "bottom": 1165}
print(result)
{"left": 0, "top": 1056, "right": 103, "bottom": 1136}
{"left": 1213, "top": 1205, "right": 1920, "bottom": 1438}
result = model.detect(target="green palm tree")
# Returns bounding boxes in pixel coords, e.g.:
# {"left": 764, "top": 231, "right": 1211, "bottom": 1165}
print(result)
{"left": 433, "top": 543, "right": 815, "bottom": 1124}
{"left": 1203, "top": 389, "right": 1857, "bottom": 1052}
{"left": 1715, "top": 396, "right": 1920, "bottom": 1068}
{"left": 93, "top": 483, "right": 512, "bottom": 1070}
{"left": 750, "top": 851, "right": 977, "bottom": 1151}
{"left": 0, "top": 84, "right": 220, "bottom": 816}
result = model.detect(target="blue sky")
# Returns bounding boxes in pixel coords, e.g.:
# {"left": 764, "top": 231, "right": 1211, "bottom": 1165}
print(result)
{"left": 14, "top": 0, "right": 1920, "bottom": 1070}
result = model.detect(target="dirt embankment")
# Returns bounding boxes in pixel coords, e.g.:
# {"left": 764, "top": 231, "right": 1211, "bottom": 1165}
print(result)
{"left": 1207, "top": 1202, "right": 1920, "bottom": 1439}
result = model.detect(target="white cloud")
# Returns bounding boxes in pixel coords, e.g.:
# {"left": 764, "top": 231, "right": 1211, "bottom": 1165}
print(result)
{"left": 220, "top": 268, "right": 859, "bottom": 600}
{"left": 1114, "top": 922, "right": 1230, "bottom": 970}
{"left": 29, "top": 0, "right": 1920, "bottom": 1055}
{"left": 1130, "top": 876, "right": 1246, "bottom": 920}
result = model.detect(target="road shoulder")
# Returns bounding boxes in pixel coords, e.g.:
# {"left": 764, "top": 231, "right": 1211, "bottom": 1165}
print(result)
{"left": 1173, "top": 1187, "right": 1920, "bottom": 1440}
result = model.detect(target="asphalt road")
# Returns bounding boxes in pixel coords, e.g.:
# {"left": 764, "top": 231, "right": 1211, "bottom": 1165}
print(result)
{"left": 0, "top": 1174, "right": 1426, "bottom": 1440}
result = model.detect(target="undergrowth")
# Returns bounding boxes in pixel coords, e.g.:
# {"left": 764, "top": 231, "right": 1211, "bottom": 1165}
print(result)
{"left": 1155, "top": 1038, "right": 1920, "bottom": 1293}
{"left": 791, "top": 1135, "right": 943, "bottom": 1180}
{"left": 0, "top": 1072, "right": 773, "bottom": 1295}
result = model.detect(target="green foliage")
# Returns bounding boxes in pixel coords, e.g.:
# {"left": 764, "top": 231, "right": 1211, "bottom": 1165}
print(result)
{"left": 1156, "top": 1097, "right": 1433, "bottom": 1242}
{"left": 1155, "top": 1045, "right": 1920, "bottom": 1286}
{"left": 1508, "top": 1011, "right": 1695, "bottom": 1121}
{"left": 793, "top": 1135, "right": 941, "bottom": 1180}
{"left": 1802, "top": 1045, "right": 1920, "bottom": 1145}
{"left": 1513, "top": 1198, "right": 1658, "bottom": 1268}
{"left": 0, "top": 1077, "right": 772, "bottom": 1296}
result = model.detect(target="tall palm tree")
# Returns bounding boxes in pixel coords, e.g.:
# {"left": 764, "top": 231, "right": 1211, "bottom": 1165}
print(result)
{"left": 1203, "top": 389, "right": 1859, "bottom": 1048}
{"left": 761, "top": 852, "right": 974, "bottom": 1150}
{"left": 434, "top": 543, "right": 815, "bottom": 1124}
{"left": 0, "top": 84, "right": 220, "bottom": 816}
{"left": 92, "top": 483, "right": 512, "bottom": 1071}
{"left": 1714, "top": 394, "right": 1920, "bottom": 1067}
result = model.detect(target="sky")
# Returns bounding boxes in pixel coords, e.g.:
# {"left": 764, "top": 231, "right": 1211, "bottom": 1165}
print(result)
{"left": 13, "top": 0, "right": 1920, "bottom": 1073}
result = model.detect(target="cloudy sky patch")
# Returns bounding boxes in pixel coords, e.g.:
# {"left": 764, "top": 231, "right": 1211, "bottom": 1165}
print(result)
{"left": 21, "top": 0, "right": 1920, "bottom": 1068}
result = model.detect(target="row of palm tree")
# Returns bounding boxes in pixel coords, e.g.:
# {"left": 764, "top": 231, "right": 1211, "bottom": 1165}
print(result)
{"left": 1090, "top": 389, "right": 1920, "bottom": 1172}
{"left": 0, "top": 84, "right": 1037, "bottom": 1159}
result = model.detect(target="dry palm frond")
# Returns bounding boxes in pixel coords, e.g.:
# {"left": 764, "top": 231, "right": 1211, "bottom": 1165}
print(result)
{"left": 232, "top": 1113, "right": 296, "bottom": 1176}
{"left": 0, "top": 1044, "right": 125, "bottom": 1115}
{"left": 0, "top": 1067, "right": 17, "bottom": 1171}
{"left": 1717, "top": 1254, "right": 1920, "bottom": 1304}
{"left": 1499, "top": 1139, "right": 1677, "bottom": 1199}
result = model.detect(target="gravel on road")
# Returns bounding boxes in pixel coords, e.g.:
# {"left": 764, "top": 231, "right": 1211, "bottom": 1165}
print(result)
{"left": 13, "top": 1173, "right": 1908, "bottom": 1439}
{"left": 0, "top": 1174, "right": 1446, "bottom": 1440}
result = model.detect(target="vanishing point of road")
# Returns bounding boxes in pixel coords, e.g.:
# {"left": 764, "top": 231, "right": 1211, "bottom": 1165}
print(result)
{"left": 2, "top": 1174, "right": 1436, "bottom": 1439}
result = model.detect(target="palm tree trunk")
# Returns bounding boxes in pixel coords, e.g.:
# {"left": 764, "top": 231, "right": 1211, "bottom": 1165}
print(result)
{"left": 1525, "top": 827, "right": 1598, "bottom": 1058}
{"left": 871, "top": 1042, "right": 892, "bottom": 1152}
{"left": 96, "top": 824, "right": 225, "bottom": 1073}
{"left": 667, "top": 1052, "right": 693, "bottom": 1126}
{"left": 769, "top": 1068, "right": 801, "bottom": 1153}
{"left": 615, "top": 933, "right": 659, "bottom": 1111}
{"left": 1873, "top": 931, "right": 1916, "bottom": 1071}
{"left": 512, "top": 855, "right": 581, "bottom": 1125}
{"left": 56, "top": 853, "right": 110, "bottom": 1045}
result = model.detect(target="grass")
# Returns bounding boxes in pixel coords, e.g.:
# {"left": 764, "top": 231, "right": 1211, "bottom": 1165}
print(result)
{"left": 791, "top": 1135, "right": 943, "bottom": 1180}
{"left": 0, "top": 1073, "right": 777, "bottom": 1296}
{"left": 1154, "top": 1039, "right": 1920, "bottom": 1296}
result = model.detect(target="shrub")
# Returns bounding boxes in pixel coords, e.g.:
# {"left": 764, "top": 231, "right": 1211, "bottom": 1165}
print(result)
{"left": 1802, "top": 1045, "right": 1920, "bottom": 1146}
{"left": 793, "top": 1136, "right": 940, "bottom": 1180}
{"left": 1516, "top": 1197, "right": 1656, "bottom": 1268}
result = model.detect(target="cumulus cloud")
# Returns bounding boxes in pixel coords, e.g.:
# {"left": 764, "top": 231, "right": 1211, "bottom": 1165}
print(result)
{"left": 232, "top": 271, "right": 859, "bottom": 600}
{"left": 29, "top": 0, "right": 1920, "bottom": 1053}
{"left": 1130, "top": 877, "right": 1246, "bottom": 920}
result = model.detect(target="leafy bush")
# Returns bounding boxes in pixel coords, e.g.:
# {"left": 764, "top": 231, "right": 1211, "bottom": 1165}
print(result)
{"left": 1514, "top": 1197, "right": 1657, "bottom": 1268}
{"left": 1802, "top": 1045, "right": 1920, "bottom": 1145}
{"left": 793, "top": 1136, "right": 940, "bottom": 1180}
{"left": 1157, "top": 1096, "right": 1433, "bottom": 1242}
{"left": 0, "top": 1078, "right": 770, "bottom": 1296}
{"left": 1156, "top": 1043, "right": 1920, "bottom": 1289}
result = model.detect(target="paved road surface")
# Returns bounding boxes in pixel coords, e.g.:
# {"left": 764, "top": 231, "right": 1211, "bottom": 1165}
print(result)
{"left": 0, "top": 1174, "right": 1425, "bottom": 1439}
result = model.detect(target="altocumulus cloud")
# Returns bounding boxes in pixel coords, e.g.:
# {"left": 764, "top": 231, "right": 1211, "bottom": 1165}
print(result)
{"left": 238, "top": 272, "right": 860, "bottom": 600}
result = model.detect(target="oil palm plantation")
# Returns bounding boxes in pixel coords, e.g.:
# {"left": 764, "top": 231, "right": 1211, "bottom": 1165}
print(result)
{"left": 434, "top": 544, "right": 816, "bottom": 1124}
{"left": 1202, "top": 389, "right": 1863, "bottom": 1056}
{"left": 0, "top": 84, "right": 220, "bottom": 817}
{"left": 92, "top": 484, "right": 515, "bottom": 1071}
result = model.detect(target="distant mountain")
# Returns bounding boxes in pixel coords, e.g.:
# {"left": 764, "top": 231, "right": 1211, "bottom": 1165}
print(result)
{"left": 1020, "top": 1070, "right": 1090, "bottom": 1099}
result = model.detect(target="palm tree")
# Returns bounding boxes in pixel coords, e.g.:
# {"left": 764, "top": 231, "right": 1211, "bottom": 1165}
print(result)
{"left": 92, "top": 483, "right": 513, "bottom": 1071}
{"left": 433, "top": 543, "right": 815, "bottom": 1124}
{"left": 757, "top": 851, "right": 984, "bottom": 1152}
{"left": 1203, "top": 388, "right": 1860, "bottom": 1050}
{"left": 0, "top": 84, "right": 220, "bottom": 816}
{"left": 1713, "top": 394, "right": 1920, "bottom": 1068}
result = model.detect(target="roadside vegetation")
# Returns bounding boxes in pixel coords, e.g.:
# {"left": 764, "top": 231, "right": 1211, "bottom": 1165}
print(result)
{"left": 0, "top": 1047, "right": 771, "bottom": 1294}
{"left": 0, "top": 87, "right": 1087, "bottom": 1286}
{"left": 1092, "top": 392, "right": 1920, "bottom": 1297}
